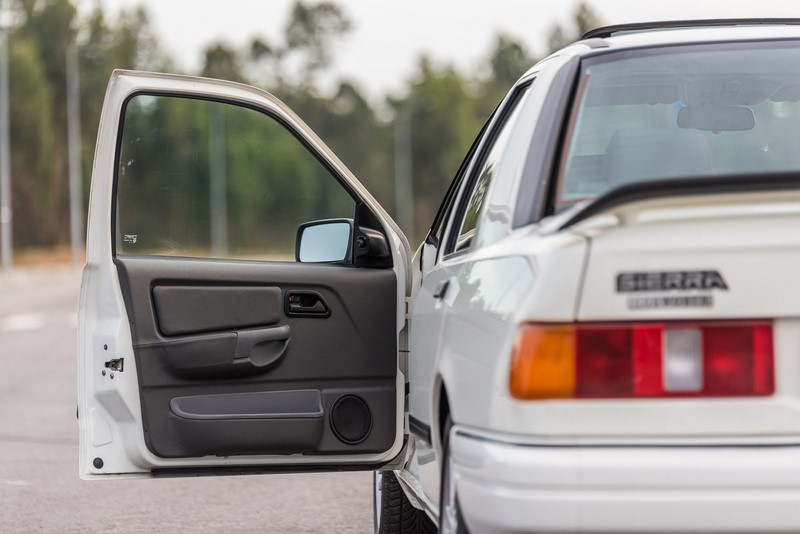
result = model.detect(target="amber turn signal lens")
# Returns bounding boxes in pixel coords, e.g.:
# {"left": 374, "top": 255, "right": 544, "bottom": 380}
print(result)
{"left": 509, "top": 324, "right": 576, "bottom": 400}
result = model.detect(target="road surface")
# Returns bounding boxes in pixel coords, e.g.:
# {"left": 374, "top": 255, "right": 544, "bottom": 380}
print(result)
{"left": 0, "top": 266, "right": 373, "bottom": 533}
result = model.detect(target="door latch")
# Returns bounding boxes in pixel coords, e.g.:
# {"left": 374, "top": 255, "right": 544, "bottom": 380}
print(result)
{"left": 104, "top": 358, "right": 124, "bottom": 372}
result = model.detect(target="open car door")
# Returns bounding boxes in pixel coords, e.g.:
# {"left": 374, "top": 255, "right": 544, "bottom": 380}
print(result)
{"left": 78, "top": 71, "right": 410, "bottom": 478}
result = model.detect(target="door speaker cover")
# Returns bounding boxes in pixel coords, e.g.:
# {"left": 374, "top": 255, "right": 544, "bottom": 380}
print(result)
{"left": 330, "top": 395, "right": 372, "bottom": 444}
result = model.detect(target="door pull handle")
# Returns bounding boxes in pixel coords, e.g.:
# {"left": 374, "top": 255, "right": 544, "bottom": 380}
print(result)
{"left": 433, "top": 280, "right": 450, "bottom": 300}
{"left": 285, "top": 290, "right": 330, "bottom": 317}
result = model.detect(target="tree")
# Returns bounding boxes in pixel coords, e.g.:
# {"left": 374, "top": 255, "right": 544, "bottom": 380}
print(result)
{"left": 9, "top": 35, "right": 54, "bottom": 248}
{"left": 79, "top": 5, "right": 169, "bottom": 213}
{"left": 490, "top": 34, "right": 534, "bottom": 89}
{"left": 202, "top": 42, "right": 247, "bottom": 83}
{"left": 244, "top": 2, "right": 390, "bottom": 210}
{"left": 548, "top": 2, "right": 603, "bottom": 53}
{"left": 247, "top": 0, "right": 352, "bottom": 89}
{"left": 478, "top": 33, "right": 535, "bottom": 118}
{"left": 2, "top": 0, "right": 167, "bottom": 251}
{"left": 0, "top": 0, "right": 606, "bottom": 256}
{"left": 278, "top": 80, "right": 394, "bottom": 209}
{"left": 391, "top": 57, "right": 483, "bottom": 241}
{"left": 284, "top": 0, "right": 351, "bottom": 85}
{"left": 14, "top": 0, "right": 77, "bottom": 246}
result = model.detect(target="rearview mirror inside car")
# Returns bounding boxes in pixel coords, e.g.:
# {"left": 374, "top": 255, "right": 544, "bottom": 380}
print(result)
{"left": 677, "top": 105, "right": 755, "bottom": 132}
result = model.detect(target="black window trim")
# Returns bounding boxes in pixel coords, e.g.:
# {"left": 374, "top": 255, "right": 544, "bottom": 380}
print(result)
{"left": 581, "top": 19, "right": 800, "bottom": 41}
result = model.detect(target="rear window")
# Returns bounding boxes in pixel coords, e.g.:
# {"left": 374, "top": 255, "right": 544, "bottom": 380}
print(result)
{"left": 557, "top": 41, "right": 800, "bottom": 209}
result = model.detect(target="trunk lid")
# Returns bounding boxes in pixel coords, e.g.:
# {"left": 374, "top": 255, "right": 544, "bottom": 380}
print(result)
{"left": 576, "top": 188, "right": 800, "bottom": 321}
{"left": 540, "top": 188, "right": 800, "bottom": 439}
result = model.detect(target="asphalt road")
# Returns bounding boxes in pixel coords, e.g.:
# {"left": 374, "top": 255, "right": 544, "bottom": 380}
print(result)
{"left": 0, "top": 266, "right": 373, "bottom": 533}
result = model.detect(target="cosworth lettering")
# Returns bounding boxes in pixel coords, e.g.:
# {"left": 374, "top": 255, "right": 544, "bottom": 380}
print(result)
{"left": 628, "top": 295, "right": 714, "bottom": 309}
{"left": 616, "top": 271, "right": 728, "bottom": 292}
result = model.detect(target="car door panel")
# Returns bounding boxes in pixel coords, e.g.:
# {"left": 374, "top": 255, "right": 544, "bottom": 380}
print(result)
{"left": 114, "top": 255, "right": 397, "bottom": 458}
{"left": 79, "top": 70, "right": 410, "bottom": 477}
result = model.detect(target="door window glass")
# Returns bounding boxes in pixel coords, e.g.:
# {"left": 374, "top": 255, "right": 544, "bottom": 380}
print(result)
{"left": 115, "top": 95, "right": 355, "bottom": 261}
{"left": 449, "top": 86, "right": 530, "bottom": 254}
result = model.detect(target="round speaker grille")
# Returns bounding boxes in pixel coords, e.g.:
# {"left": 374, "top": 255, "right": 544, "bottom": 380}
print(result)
{"left": 330, "top": 395, "right": 372, "bottom": 444}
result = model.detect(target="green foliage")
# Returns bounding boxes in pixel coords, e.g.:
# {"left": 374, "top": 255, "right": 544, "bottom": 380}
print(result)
{"left": 489, "top": 34, "right": 534, "bottom": 89}
{"left": 478, "top": 33, "right": 535, "bottom": 119}
{"left": 392, "top": 57, "right": 484, "bottom": 239}
{"left": 117, "top": 95, "right": 354, "bottom": 259}
{"left": 2, "top": 0, "right": 599, "bottom": 253}
{"left": 9, "top": 35, "right": 54, "bottom": 247}
{"left": 246, "top": 0, "right": 352, "bottom": 89}
{"left": 2, "top": 0, "right": 167, "bottom": 250}
{"left": 285, "top": 0, "right": 351, "bottom": 80}
{"left": 548, "top": 1, "right": 603, "bottom": 53}
{"left": 202, "top": 43, "right": 246, "bottom": 83}
{"left": 276, "top": 80, "right": 394, "bottom": 209}
{"left": 12, "top": 0, "right": 77, "bottom": 246}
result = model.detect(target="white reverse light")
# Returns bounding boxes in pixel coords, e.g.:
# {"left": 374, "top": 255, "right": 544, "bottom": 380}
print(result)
{"left": 663, "top": 328, "right": 703, "bottom": 393}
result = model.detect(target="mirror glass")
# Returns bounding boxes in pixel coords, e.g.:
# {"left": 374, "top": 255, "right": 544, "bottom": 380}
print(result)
{"left": 298, "top": 221, "right": 351, "bottom": 262}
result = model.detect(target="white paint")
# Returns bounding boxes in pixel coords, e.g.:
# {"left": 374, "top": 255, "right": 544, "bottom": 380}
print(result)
{"left": 452, "top": 427, "right": 800, "bottom": 533}
{"left": 90, "top": 407, "right": 112, "bottom": 447}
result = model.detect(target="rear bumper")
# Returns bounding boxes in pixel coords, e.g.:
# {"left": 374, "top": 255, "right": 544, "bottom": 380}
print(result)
{"left": 451, "top": 427, "right": 800, "bottom": 533}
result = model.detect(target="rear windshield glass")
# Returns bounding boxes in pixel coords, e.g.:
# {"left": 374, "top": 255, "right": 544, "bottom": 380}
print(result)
{"left": 557, "top": 41, "right": 800, "bottom": 209}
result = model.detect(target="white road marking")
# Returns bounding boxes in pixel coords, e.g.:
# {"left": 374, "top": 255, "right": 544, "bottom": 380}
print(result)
{"left": 0, "top": 479, "right": 31, "bottom": 486}
{"left": 0, "top": 313, "right": 47, "bottom": 332}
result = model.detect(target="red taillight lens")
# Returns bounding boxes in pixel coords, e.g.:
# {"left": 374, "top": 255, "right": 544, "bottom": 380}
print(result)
{"left": 703, "top": 324, "right": 774, "bottom": 396}
{"left": 575, "top": 326, "right": 635, "bottom": 397}
{"left": 509, "top": 321, "right": 774, "bottom": 400}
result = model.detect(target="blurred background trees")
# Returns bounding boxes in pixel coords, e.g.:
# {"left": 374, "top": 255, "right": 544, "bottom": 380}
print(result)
{"left": 3, "top": 0, "right": 599, "bottom": 257}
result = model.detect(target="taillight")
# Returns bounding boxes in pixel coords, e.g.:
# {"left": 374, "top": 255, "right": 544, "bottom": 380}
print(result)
{"left": 509, "top": 321, "right": 774, "bottom": 400}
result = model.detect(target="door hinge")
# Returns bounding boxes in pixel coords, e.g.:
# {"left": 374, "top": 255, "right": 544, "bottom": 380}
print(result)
{"left": 104, "top": 358, "right": 124, "bottom": 372}
{"left": 405, "top": 297, "right": 412, "bottom": 320}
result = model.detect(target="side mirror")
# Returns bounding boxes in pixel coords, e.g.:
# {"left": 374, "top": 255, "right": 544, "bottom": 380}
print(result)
{"left": 296, "top": 219, "right": 353, "bottom": 263}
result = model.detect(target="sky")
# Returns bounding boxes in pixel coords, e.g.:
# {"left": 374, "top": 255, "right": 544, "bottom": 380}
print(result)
{"left": 93, "top": 0, "right": 800, "bottom": 101}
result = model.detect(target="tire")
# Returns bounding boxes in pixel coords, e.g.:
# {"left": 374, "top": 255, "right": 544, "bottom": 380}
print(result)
{"left": 375, "top": 470, "right": 437, "bottom": 533}
{"left": 439, "top": 416, "right": 468, "bottom": 534}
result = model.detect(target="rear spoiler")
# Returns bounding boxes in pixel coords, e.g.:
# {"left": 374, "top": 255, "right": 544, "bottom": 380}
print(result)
{"left": 559, "top": 172, "right": 800, "bottom": 230}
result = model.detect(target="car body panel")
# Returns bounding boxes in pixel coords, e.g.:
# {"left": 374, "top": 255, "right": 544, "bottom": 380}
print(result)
{"left": 451, "top": 425, "right": 800, "bottom": 534}
{"left": 437, "top": 192, "right": 800, "bottom": 443}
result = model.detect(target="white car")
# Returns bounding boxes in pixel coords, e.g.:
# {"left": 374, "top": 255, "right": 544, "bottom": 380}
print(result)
{"left": 79, "top": 20, "right": 800, "bottom": 533}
